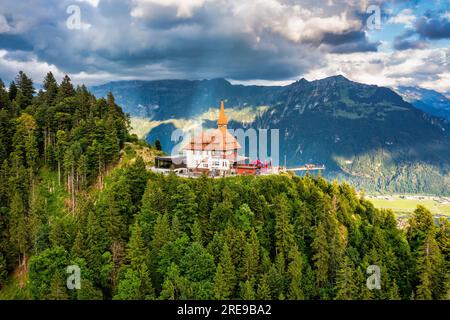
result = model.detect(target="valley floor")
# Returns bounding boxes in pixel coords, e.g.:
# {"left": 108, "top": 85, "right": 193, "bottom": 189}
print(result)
{"left": 368, "top": 194, "right": 450, "bottom": 216}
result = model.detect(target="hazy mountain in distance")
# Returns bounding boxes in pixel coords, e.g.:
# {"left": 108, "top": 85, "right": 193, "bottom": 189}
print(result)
{"left": 395, "top": 86, "right": 450, "bottom": 121}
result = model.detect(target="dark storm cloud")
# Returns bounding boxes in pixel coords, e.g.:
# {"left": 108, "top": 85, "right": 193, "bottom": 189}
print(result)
{"left": 0, "top": 0, "right": 432, "bottom": 85}
{"left": 0, "top": 34, "right": 33, "bottom": 51}
{"left": 393, "top": 30, "right": 428, "bottom": 50}
{"left": 415, "top": 15, "right": 450, "bottom": 40}
{"left": 321, "top": 31, "right": 380, "bottom": 53}
{"left": 393, "top": 38, "right": 427, "bottom": 50}
{"left": 2, "top": 0, "right": 366, "bottom": 83}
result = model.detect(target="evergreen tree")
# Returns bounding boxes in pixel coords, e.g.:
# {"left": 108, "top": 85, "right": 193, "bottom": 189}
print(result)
{"left": 0, "top": 79, "right": 9, "bottom": 110}
{"left": 312, "top": 221, "right": 331, "bottom": 294}
{"left": 287, "top": 246, "right": 304, "bottom": 300}
{"left": 335, "top": 255, "right": 358, "bottom": 300}
{"left": 213, "top": 264, "right": 228, "bottom": 299}
{"left": 171, "top": 183, "right": 198, "bottom": 233}
{"left": 213, "top": 243, "right": 236, "bottom": 299}
{"left": 15, "top": 71, "right": 34, "bottom": 109}
{"left": 9, "top": 192, "right": 28, "bottom": 267}
{"left": 415, "top": 233, "right": 446, "bottom": 299}
{"left": 8, "top": 81, "right": 17, "bottom": 102}
{"left": 114, "top": 268, "right": 142, "bottom": 300}
{"left": 240, "top": 280, "right": 256, "bottom": 300}
{"left": 127, "top": 222, "right": 149, "bottom": 270}
{"left": 256, "top": 274, "right": 271, "bottom": 299}
{"left": 43, "top": 72, "right": 58, "bottom": 105}
{"left": 48, "top": 272, "right": 69, "bottom": 300}
{"left": 274, "top": 194, "right": 295, "bottom": 260}
{"left": 240, "top": 228, "right": 259, "bottom": 281}
{"left": 57, "top": 75, "right": 75, "bottom": 100}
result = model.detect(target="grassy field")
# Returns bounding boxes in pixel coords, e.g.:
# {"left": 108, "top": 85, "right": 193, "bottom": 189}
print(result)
{"left": 369, "top": 195, "right": 450, "bottom": 216}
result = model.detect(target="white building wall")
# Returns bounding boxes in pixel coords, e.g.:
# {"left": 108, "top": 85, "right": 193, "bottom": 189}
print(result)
{"left": 208, "top": 158, "right": 230, "bottom": 170}
{"left": 185, "top": 150, "right": 230, "bottom": 171}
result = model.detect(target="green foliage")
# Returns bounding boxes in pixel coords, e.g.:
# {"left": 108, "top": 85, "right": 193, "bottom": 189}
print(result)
{"left": 114, "top": 268, "right": 142, "bottom": 300}
{"left": 1, "top": 72, "right": 449, "bottom": 301}
{"left": 28, "top": 246, "right": 70, "bottom": 299}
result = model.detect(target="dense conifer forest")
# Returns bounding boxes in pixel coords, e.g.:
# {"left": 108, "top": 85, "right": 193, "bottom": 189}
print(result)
{"left": 0, "top": 72, "right": 448, "bottom": 300}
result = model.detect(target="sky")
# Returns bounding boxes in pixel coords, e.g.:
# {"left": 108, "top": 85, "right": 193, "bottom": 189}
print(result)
{"left": 0, "top": 0, "right": 449, "bottom": 93}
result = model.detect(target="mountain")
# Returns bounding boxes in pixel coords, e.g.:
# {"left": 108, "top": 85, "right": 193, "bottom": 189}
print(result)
{"left": 91, "top": 78, "right": 280, "bottom": 120}
{"left": 91, "top": 76, "right": 450, "bottom": 195}
{"left": 395, "top": 86, "right": 450, "bottom": 121}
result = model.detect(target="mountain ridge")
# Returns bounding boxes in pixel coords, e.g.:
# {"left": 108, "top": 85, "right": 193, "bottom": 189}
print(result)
{"left": 91, "top": 76, "right": 450, "bottom": 195}
{"left": 395, "top": 86, "right": 450, "bottom": 121}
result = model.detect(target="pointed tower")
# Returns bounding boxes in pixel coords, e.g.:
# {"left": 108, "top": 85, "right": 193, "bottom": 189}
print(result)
{"left": 217, "top": 99, "right": 228, "bottom": 131}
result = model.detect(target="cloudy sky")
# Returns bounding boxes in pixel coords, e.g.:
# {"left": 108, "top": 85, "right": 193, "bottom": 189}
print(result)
{"left": 0, "top": 0, "right": 449, "bottom": 93}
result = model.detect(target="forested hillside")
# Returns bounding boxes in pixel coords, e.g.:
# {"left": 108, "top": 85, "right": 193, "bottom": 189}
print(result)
{"left": 0, "top": 73, "right": 449, "bottom": 300}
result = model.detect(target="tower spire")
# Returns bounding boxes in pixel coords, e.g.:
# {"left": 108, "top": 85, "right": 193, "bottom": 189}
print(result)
{"left": 217, "top": 99, "right": 228, "bottom": 129}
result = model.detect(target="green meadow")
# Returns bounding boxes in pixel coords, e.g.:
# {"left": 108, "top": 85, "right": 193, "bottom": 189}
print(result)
{"left": 369, "top": 195, "right": 450, "bottom": 216}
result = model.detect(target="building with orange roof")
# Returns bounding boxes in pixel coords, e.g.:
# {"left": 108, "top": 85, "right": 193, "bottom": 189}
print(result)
{"left": 184, "top": 100, "right": 246, "bottom": 174}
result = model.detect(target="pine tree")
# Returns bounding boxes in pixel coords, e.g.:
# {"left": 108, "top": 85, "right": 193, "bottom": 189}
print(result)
{"left": 151, "top": 214, "right": 171, "bottom": 254}
{"left": 0, "top": 79, "right": 9, "bottom": 110}
{"left": 8, "top": 81, "right": 17, "bottom": 102}
{"left": 9, "top": 192, "right": 28, "bottom": 267}
{"left": 274, "top": 194, "right": 295, "bottom": 259}
{"left": 287, "top": 246, "right": 304, "bottom": 299}
{"left": 180, "top": 243, "right": 215, "bottom": 283}
{"left": 168, "top": 214, "right": 180, "bottom": 242}
{"left": 191, "top": 219, "right": 203, "bottom": 244}
{"left": 13, "top": 113, "right": 38, "bottom": 173}
{"left": 408, "top": 205, "right": 435, "bottom": 252}
{"left": 240, "top": 280, "right": 255, "bottom": 300}
{"left": 240, "top": 228, "right": 259, "bottom": 281}
{"left": 171, "top": 183, "right": 198, "bottom": 233}
{"left": 256, "top": 274, "right": 271, "bottom": 300}
{"left": 415, "top": 233, "right": 446, "bottom": 299}
{"left": 267, "top": 253, "right": 287, "bottom": 299}
{"left": 312, "top": 221, "right": 330, "bottom": 291}
{"left": 43, "top": 72, "right": 58, "bottom": 105}
{"left": 212, "top": 241, "right": 237, "bottom": 298}
{"left": 15, "top": 71, "right": 34, "bottom": 109}
{"left": 160, "top": 278, "right": 176, "bottom": 300}
{"left": 57, "top": 75, "right": 75, "bottom": 100}
{"left": 48, "top": 272, "right": 69, "bottom": 300}
{"left": 127, "top": 222, "right": 149, "bottom": 269}
{"left": 85, "top": 211, "right": 107, "bottom": 280}
{"left": 213, "top": 264, "right": 228, "bottom": 299}
{"left": 114, "top": 268, "right": 141, "bottom": 300}
{"left": 335, "top": 255, "right": 358, "bottom": 300}
{"left": 101, "top": 196, "right": 126, "bottom": 244}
